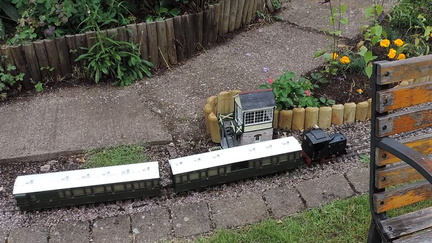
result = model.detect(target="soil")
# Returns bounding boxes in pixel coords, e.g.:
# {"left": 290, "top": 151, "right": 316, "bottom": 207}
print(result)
{"left": 312, "top": 70, "right": 372, "bottom": 104}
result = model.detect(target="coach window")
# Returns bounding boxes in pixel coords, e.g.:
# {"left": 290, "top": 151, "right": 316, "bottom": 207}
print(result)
{"left": 200, "top": 171, "right": 207, "bottom": 178}
{"left": 105, "top": 185, "right": 113, "bottom": 192}
{"left": 125, "top": 183, "right": 133, "bottom": 190}
{"left": 85, "top": 188, "right": 92, "bottom": 195}
{"left": 114, "top": 184, "right": 125, "bottom": 192}
{"left": 189, "top": 172, "right": 200, "bottom": 181}
{"left": 64, "top": 190, "right": 71, "bottom": 197}
{"left": 208, "top": 168, "right": 218, "bottom": 177}
{"left": 93, "top": 186, "right": 105, "bottom": 194}
{"left": 279, "top": 154, "right": 288, "bottom": 163}
{"left": 58, "top": 191, "right": 65, "bottom": 198}
{"left": 30, "top": 194, "right": 37, "bottom": 202}
{"left": 133, "top": 182, "right": 140, "bottom": 189}
{"left": 262, "top": 158, "right": 271, "bottom": 166}
{"left": 175, "top": 175, "right": 181, "bottom": 184}
{"left": 232, "top": 161, "right": 249, "bottom": 171}
{"left": 72, "top": 188, "right": 85, "bottom": 196}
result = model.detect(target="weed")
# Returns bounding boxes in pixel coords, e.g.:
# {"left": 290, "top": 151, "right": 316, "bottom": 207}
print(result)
{"left": 360, "top": 154, "right": 370, "bottom": 164}
{"left": 83, "top": 144, "right": 148, "bottom": 168}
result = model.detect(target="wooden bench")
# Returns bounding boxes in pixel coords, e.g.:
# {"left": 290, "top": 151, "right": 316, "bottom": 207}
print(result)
{"left": 368, "top": 55, "right": 432, "bottom": 242}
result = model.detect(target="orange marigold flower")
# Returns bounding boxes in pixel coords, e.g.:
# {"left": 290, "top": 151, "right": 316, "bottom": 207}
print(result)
{"left": 380, "top": 39, "right": 390, "bottom": 47}
{"left": 331, "top": 52, "right": 339, "bottom": 60}
{"left": 387, "top": 48, "right": 397, "bottom": 59}
{"left": 393, "top": 39, "right": 404, "bottom": 47}
{"left": 430, "top": 33, "right": 432, "bottom": 38}
{"left": 340, "top": 56, "right": 350, "bottom": 64}
{"left": 397, "top": 53, "right": 406, "bottom": 60}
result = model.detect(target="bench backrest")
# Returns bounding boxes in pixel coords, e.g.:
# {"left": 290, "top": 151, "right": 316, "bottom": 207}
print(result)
{"left": 370, "top": 56, "right": 432, "bottom": 240}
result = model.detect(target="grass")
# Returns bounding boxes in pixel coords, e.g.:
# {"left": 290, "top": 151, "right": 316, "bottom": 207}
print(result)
{"left": 197, "top": 194, "right": 432, "bottom": 243}
{"left": 198, "top": 195, "right": 371, "bottom": 243}
{"left": 83, "top": 144, "right": 148, "bottom": 168}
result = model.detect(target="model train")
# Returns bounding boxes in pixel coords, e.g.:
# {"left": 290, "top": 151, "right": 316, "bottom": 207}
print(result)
{"left": 13, "top": 129, "right": 346, "bottom": 211}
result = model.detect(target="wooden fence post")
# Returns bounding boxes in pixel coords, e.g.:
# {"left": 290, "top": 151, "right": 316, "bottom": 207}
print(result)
{"left": 173, "top": 16, "right": 185, "bottom": 62}
{"left": 65, "top": 35, "right": 79, "bottom": 69}
{"left": 55, "top": 36, "right": 72, "bottom": 76}
{"left": 318, "top": 107, "right": 332, "bottom": 129}
{"left": 356, "top": 101, "right": 369, "bottom": 121}
{"left": 292, "top": 108, "right": 305, "bottom": 131}
{"left": 165, "top": 18, "right": 178, "bottom": 65}
{"left": 33, "top": 40, "right": 51, "bottom": 81}
{"left": 343, "top": 102, "right": 356, "bottom": 123}
{"left": 44, "top": 39, "right": 62, "bottom": 81}
{"left": 22, "top": 43, "right": 42, "bottom": 83}
{"left": 229, "top": 0, "right": 238, "bottom": 32}
{"left": 235, "top": 0, "right": 246, "bottom": 29}
{"left": 305, "top": 107, "right": 319, "bottom": 129}
{"left": 223, "top": 0, "right": 231, "bottom": 34}
{"left": 137, "top": 23, "right": 149, "bottom": 62}
{"left": 10, "top": 45, "right": 32, "bottom": 89}
{"left": 147, "top": 22, "right": 159, "bottom": 68}
{"left": 156, "top": 20, "right": 169, "bottom": 69}
{"left": 279, "top": 109, "right": 293, "bottom": 130}
{"left": 332, "top": 104, "right": 344, "bottom": 125}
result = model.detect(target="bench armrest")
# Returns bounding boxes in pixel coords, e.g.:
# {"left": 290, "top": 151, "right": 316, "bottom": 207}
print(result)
{"left": 378, "top": 137, "right": 432, "bottom": 184}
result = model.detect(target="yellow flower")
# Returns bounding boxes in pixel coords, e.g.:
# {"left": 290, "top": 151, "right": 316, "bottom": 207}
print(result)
{"left": 393, "top": 39, "right": 404, "bottom": 47}
{"left": 331, "top": 52, "right": 339, "bottom": 60}
{"left": 397, "top": 53, "right": 406, "bottom": 60}
{"left": 430, "top": 33, "right": 432, "bottom": 38}
{"left": 357, "top": 89, "right": 363, "bottom": 94}
{"left": 340, "top": 56, "right": 350, "bottom": 64}
{"left": 380, "top": 39, "right": 390, "bottom": 47}
{"left": 387, "top": 48, "right": 397, "bottom": 59}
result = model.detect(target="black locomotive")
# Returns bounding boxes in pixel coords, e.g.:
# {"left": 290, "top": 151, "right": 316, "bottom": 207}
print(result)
{"left": 301, "top": 129, "right": 347, "bottom": 164}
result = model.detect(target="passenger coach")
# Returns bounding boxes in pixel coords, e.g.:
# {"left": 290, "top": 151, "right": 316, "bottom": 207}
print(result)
{"left": 13, "top": 162, "right": 160, "bottom": 211}
{"left": 169, "top": 137, "right": 303, "bottom": 192}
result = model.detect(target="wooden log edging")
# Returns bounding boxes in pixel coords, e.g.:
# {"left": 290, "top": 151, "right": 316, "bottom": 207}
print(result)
{"left": 203, "top": 90, "right": 380, "bottom": 143}
{"left": 1, "top": 0, "right": 274, "bottom": 91}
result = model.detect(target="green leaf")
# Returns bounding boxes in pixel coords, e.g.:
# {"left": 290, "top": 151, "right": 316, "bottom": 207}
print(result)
{"left": 313, "top": 49, "right": 326, "bottom": 58}
{"left": 340, "top": 18, "right": 348, "bottom": 26}
{"left": 34, "top": 82, "right": 43, "bottom": 92}
{"left": 365, "top": 65, "right": 373, "bottom": 78}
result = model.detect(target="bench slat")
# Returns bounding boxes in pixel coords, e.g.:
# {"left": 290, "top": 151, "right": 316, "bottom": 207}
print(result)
{"left": 377, "top": 134, "right": 432, "bottom": 166}
{"left": 393, "top": 229, "right": 432, "bottom": 243}
{"left": 381, "top": 207, "right": 432, "bottom": 239}
{"left": 373, "top": 181, "right": 432, "bottom": 213}
{"left": 376, "top": 56, "right": 432, "bottom": 84}
{"left": 376, "top": 81, "right": 432, "bottom": 112}
{"left": 376, "top": 106, "right": 432, "bottom": 137}
{"left": 376, "top": 163, "right": 424, "bottom": 189}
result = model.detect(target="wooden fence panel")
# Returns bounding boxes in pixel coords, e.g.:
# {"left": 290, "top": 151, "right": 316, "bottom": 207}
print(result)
{"left": 196, "top": 12, "right": 204, "bottom": 51}
{"left": 126, "top": 24, "right": 138, "bottom": 44}
{"left": 223, "top": 0, "right": 231, "bottom": 34}
{"left": 10, "top": 45, "right": 32, "bottom": 89}
{"left": 55, "top": 37, "right": 72, "bottom": 76}
{"left": 209, "top": 5, "right": 218, "bottom": 44}
{"left": 183, "top": 14, "right": 194, "bottom": 58}
{"left": 44, "top": 39, "right": 62, "bottom": 81}
{"left": 136, "top": 23, "right": 149, "bottom": 62}
{"left": 1, "top": 47, "right": 16, "bottom": 74}
{"left": 265, "top": 0, "right": 274, "bottom": 12}
{"left": 117, "top": 26, "right": 128, "bottom": 41}
{"left": 165, "top": 18, "right": 177, "bottom": 65}
{"left": 157, "top": 20, "right": 169, "bottom": 68}
{"left": 147, "top": 22, "right": 159, "bottom": 68}
{"left": 22, "top": 43, "right": 42, "bottom": 83}
{"left": 65, "top": 35, "right": 79, "bottom": 69}
{"left": 229, "top": 0, "right": 238, "bottom": 32}
{"left": 75, "top": 33, "right": 87, "bottom": 68}
{"left": 218, "top": 1, "right": 225, "bottom": 35}
{"left": 85, "top": 31, "right": 97, "bottom": 48}
{"left": 235, "top": 0, "right": 245, "bottom": 29}
{"left": 247, "top": 0, "right": 256, "bottom": 23}
{"left": 214, "top": 3, "right": 221, "bottom": 38}
{"left": 173, "top": 16, "right": 185, "bottom": 62}
{"left": 33, "top": 40, "right": 51, "bottom": 81}
{"left": 107, "top": 28, "right": 119, "bottom": 41}
{"left": 242, "top": 0, "right": 250, "bottom": 24}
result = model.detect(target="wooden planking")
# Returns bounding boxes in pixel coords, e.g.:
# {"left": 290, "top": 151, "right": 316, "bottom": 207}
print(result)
{"left": 375, "top": 56, "right": 432, "bottom": 85}
{"left": 208, "top": 5, "right": 218, "bottom": 44}
{"left": 222, "top": 0, "right": 231, "bottom": 34}
{"left": 218, "top": 1, "right": 224, "bottom": 35}
{"left": 1, "top": 47, "right": 15, "bottom": 73}
{"left": 156, "top": 20, "right": 168, "bottom": 68}
{"left": 10, "top": 45, "right": 32, "bottom": 89}
{"left": 117, "top": 26, "right": 128, "bottom": 41}
{"left": 55, "top": 37, "right": 72, "bottom": 75}
{"left": 235, "top": 0, "right": 245, "bottom": 29}
{"left": 394, "top": 229, "right": 432, "bottom": 243}
{"left": 22, "top": 43, "right": 42, "bottom": 83}
{"left": 183, "top": 14, "right": 194, "bottom": 58}
{"left": 173, "top": 16, "right": 185, "bottom": 62}
{"left": 373, "top": 181, "right": 432, "bottom": 213}
{"left": 65, "top": 35, "right": 79, "bottom": 67}
{"left": 106, "top": 28, "right": 119, "bottom": 41}
{"left": 213, "top": 4, "right": 221, "bottom": 40}
{"left": 229, "top": 0, "right": 238, "bottom": 32}
{"left": 195, "top": 12, "right": 203, "bottom": 51}
{"left": 85, "top": 31, "right": 97, "bottom": 48}
{"left": 165, "top": 18, "right": 177, "bottom": 65}
{"left": 376, "top": 106, "right": 432, "bottom": 137}
{"left": 266, "top": 0, "right": 274, "bottom": 12}
{"left": 377, "top": 135, "right": 432, "bottom": 166}
{"left": 33, "top": 40, "right": 51, "bottom": 81}
{"left": 147, "top": 22, "right": 159, "bottom": 68}
{"left": 381, "top": 207, "right": 432, "bottom": 239}
{"left": 377, "top": 81, "right": 432, "bottom": 112}
{"left": 203, "top": 9, "right": 211, "bottom": 48}
{"left": 376, "top": 163, "right": 425, "bottom": 189}
{"left": 136, "top": 23, "right": 149, "bottom": 61}
{"left": 44, "top": 39, "right": 62, "bottom": 81}
{"left": 126, "top": 24, "right": 138, "bottom": 44}
{"left": 242, "top": 0, "right": 250, "bottom": 24}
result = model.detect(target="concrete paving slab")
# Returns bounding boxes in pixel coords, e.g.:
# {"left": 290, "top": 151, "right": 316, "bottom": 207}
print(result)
{"left": 171, "top": 202, "right": 211, "bottom": 238}
{"left": 295, "top": 173, "right": 354, "bottom": 208}
{"left": 131, "top": 207, "right": 172, "bottom": 243}
{"left": 345, "top": 167, "right": 369, "bottom": 194}
{"left": 0, "top": 86, "right": 172, "bottom": 163}
{"left": 49, "top": 220, "right": 89, "bottom": 243}
{"left": 7, "top": 226, "right": 48, "bottom": 243}
{"left": 210, "top": 193, "right": 268, "bottom": 229}
{"left": 281, "top": 0, "right": 397, "bottom": 39}
{"left": 263, "top": 186, "right": 304, "bottom": 218}
{"left": 92, "top": 215, "right": 131, "bottom": 243}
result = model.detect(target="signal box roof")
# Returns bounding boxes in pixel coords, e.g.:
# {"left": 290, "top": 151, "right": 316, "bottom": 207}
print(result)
{"left": 237, "top": 89, "right": 276, "bottom": 111}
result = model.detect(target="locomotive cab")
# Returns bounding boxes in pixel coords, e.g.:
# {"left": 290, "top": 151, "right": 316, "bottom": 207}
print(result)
{"left": 301, "top": 129, "right": 347, "bottom": 163}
